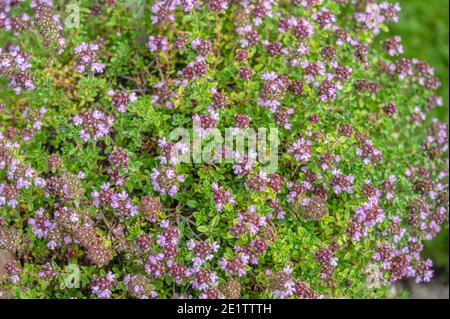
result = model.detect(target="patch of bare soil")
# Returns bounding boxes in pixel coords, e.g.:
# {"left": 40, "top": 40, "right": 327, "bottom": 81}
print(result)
{"left": 397, "top": 273, "right": 449, "bottom": 299}
{"left": 0, "top": 249, "right": 14, "bottom": 299}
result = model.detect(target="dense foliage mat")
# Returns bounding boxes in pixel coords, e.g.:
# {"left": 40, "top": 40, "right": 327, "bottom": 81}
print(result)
{"left": 0, "top": 0, "right": 448, "bottom": 299}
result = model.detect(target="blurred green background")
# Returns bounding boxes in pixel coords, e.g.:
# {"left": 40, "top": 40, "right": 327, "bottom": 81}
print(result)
{"left": 391, "top": 0, "right": 449, "bottom": 278}
{"left": 391, "top": 0, "right": 449, "bottom": 122}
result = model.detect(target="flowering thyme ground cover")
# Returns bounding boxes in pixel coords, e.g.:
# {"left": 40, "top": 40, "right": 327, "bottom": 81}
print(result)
{"left": 0, "top": 0, "right": 448, "bottom": 299}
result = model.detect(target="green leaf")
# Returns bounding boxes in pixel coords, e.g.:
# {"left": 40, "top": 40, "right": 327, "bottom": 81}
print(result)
{"left": 210, "top": 215, "right": 220, "bottom": 228}
{"left": 186, "top": 200, "right": 198, "bottom": 208}
{"left": 197, "top": 225, "right": 209, "bottom": 233}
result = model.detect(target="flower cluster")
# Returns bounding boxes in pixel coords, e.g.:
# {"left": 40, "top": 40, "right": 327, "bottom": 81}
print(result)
{"left": 107, "top": 89, "right": 137, "bottom": 113}
{"left": 148, "top": 35, "right": 168, "bottom": 53}
{"left": 72, "top": 110, "right": 114, "bottom": 142}
{"left": 288, "top": 137, "right": 312, "bottom": 163}
{"left": 74, "top": 41, "right": 105, "bottom": 74}
{"left": 192, "top": 112, "right": 219, "bottom": 138}
{"left": 0, "top": 46, "right": 34, "bottom": 94}
{"left": 92, "top": 183, "right": 138, "bottom": 219}
{"left": 315, "top": 245, "right": 338, "bottom": 279}
{"left": 258, "top": 72, "right": 289, "bottom": 112}
{"left": 139, "top": 195, "right": 162, "bottom": 223}
{"left": 187, "top": 239, "right": 219, "bottom": 269}
{"left": 90, "top": 271, "right": 115, "bottom": 299}
{"left": 179, "top": 56, "right": 208, "bottom": 83}
{"left": 53, "top": 207, "right": 113, "bottom": 266}
{"left": 157, "top": 137, "right": 189, "bottom": 165}
{"left": 4, "top": 260, "right": 22, "bottom": 284}
{"left": 124, "top": 274, "right": 157, "bottom": 299}
{"left": 151, "top": 81, "right": 176, "bottom": 109}
{"left": 211, "top": 182, "right": 235, "bottom": 211}
{"left": 267, "top": 266, "right": 295, "bottom": 299}
{"left": 33, "top": 3, "right": 66, "bottom": 53}
{"left": 150, "top": 166, "right": 185, "bottom": 196}
{"left": 1, "top": 134, "right": 41, "bottom": 209}
{"left": 219, "top": 255, "right": 248, "bottom": 276}
{"left": 231, "top": 205, "right": 266, "bottom": 238}
{"left": 347, "top": 198, "right": 386, "bottom": 242}
{"left": 107, "top": 148, "right": 129, "bottom": 186}
{"left": 355, "top": 132, "right": 382, "bottom": 165}
{"left": 191, "top": 268, "right": 218, "bottom": 292}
